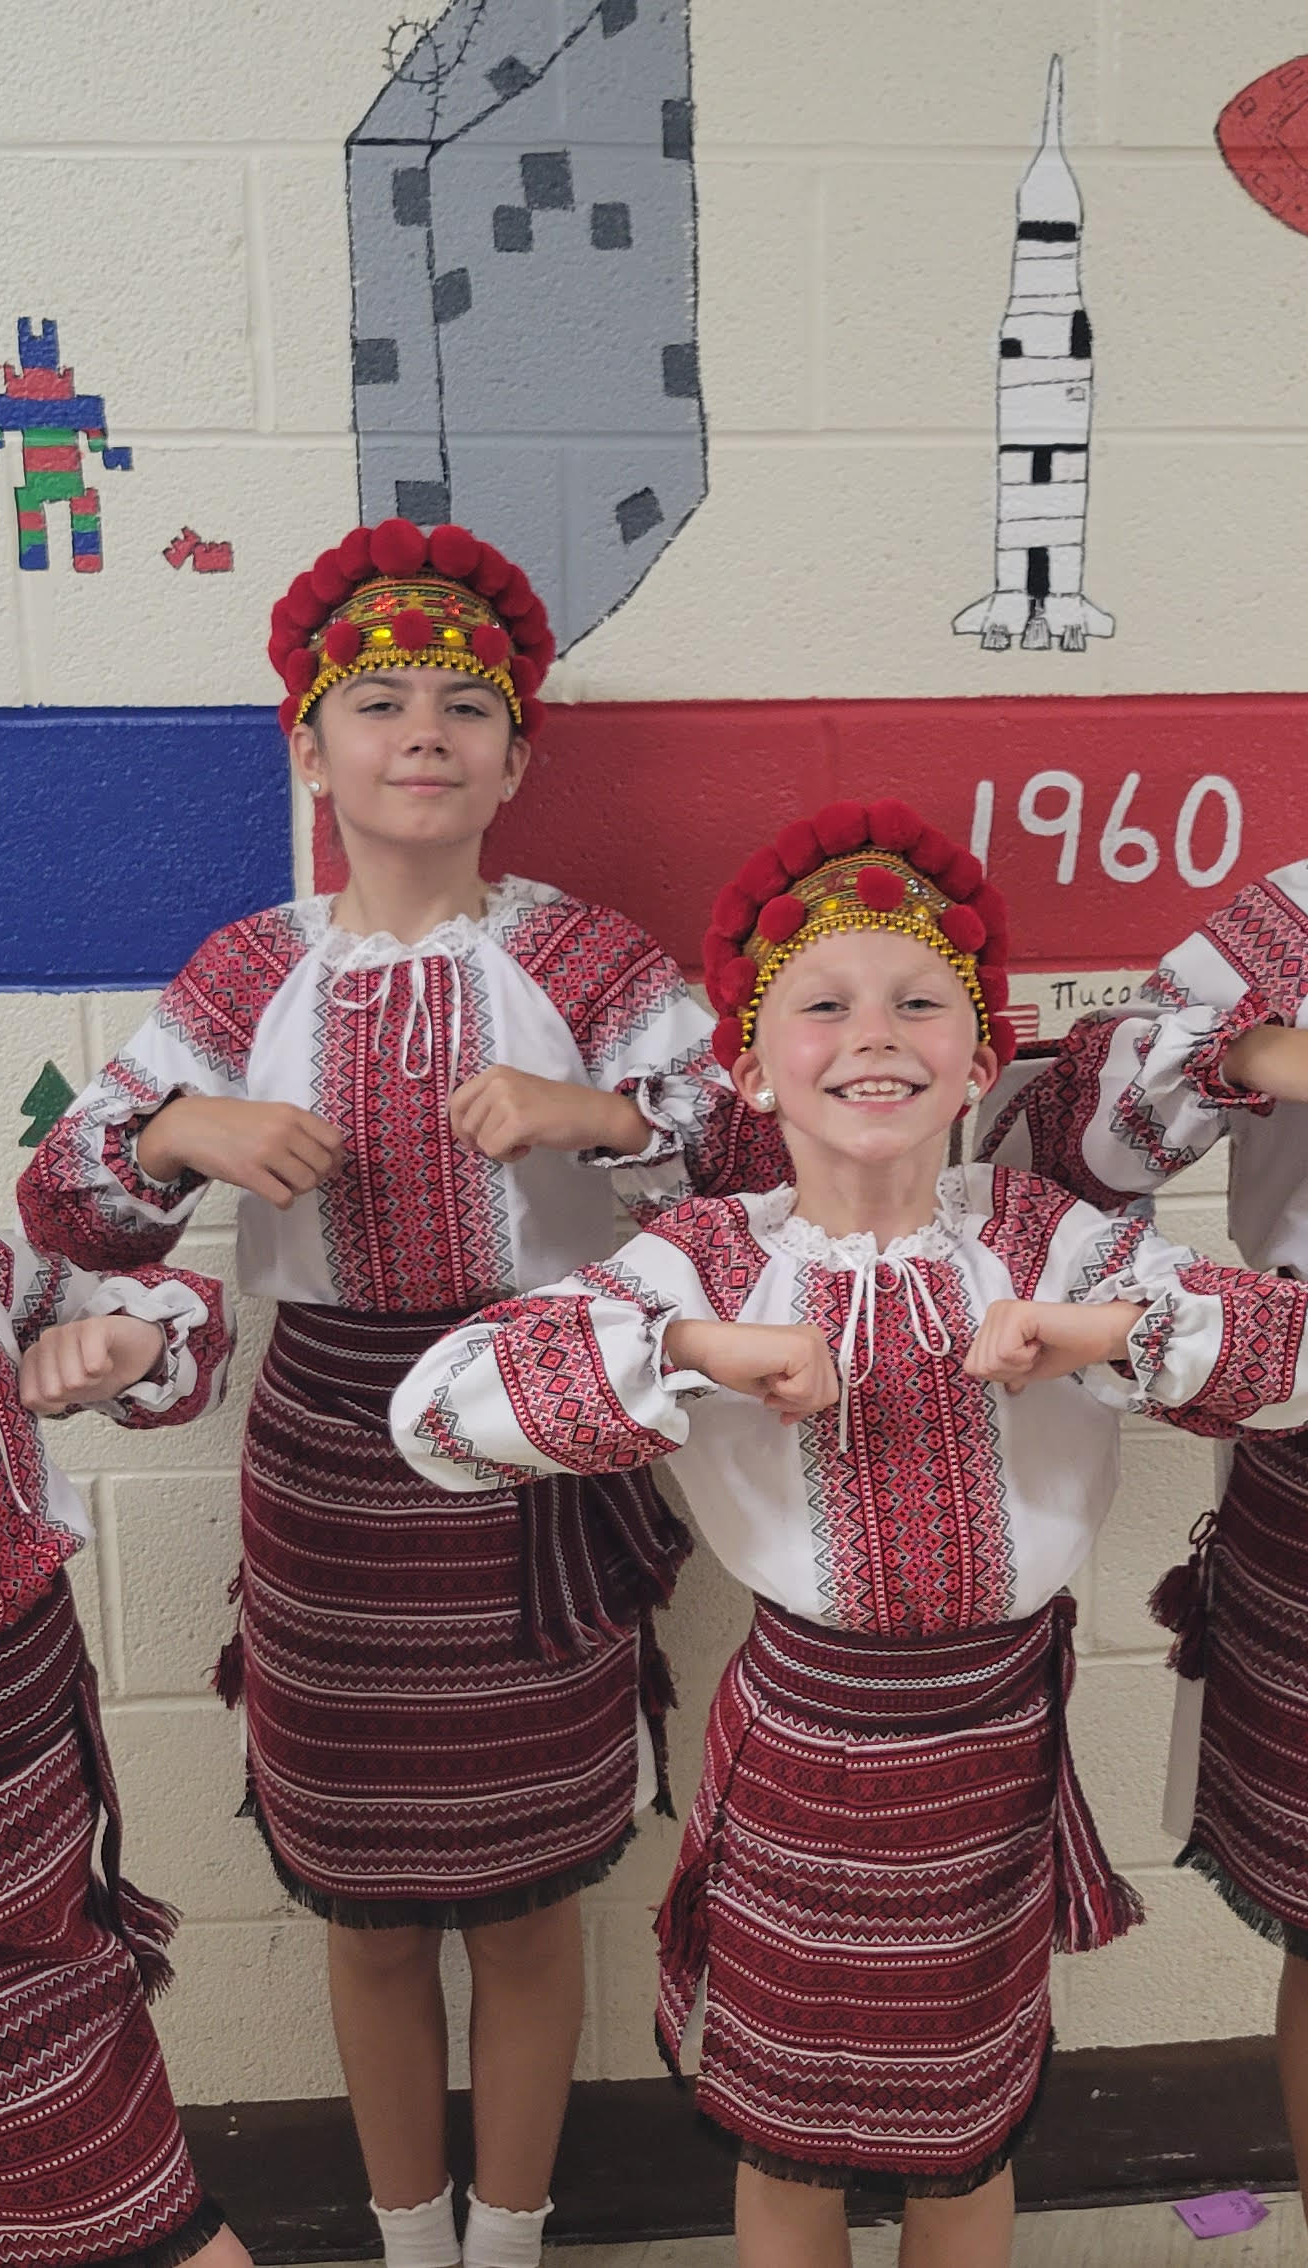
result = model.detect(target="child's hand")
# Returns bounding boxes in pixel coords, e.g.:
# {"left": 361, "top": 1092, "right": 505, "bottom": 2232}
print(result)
{"left": 19, "top": 1315, "right": 166, "bottom": 1415}
{"left": 964, "top": 1298, "right": 1144, "bottom": 1394}
{"left": 664, "top": 1319, "right": 838, "bottom": 1424}
{"left": 1222, "top": 1023, "right": 1308, "bottom": 1102}
{"left": 449, "top": 1069, "right": 649, "bottom": 1162}
{"left": 136, "top": 1097, "right": 344, "bottom": 1207}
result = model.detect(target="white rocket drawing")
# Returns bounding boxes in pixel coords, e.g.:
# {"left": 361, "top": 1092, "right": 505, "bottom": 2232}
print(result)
{"left": 953, "top": 56, "right": 1114, "bottom": 652}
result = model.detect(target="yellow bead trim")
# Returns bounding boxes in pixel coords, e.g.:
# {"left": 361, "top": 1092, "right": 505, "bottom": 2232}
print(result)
{"left": 296, "top": 645, "right": 522, "bottom": 728}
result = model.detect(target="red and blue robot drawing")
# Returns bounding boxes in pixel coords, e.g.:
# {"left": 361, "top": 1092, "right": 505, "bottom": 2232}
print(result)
{"left": 0, "top": 318, "right": 132, "bottom": 572}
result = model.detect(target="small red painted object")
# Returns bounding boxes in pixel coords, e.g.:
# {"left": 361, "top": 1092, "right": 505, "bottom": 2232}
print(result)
{"left": 1216, "top": 56, "right": 1308, "bottom": 234}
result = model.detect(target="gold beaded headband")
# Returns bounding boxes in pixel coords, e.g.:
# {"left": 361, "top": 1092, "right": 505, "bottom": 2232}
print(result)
{"left": 737, "top": 851, "right": 991, "bottom": 1050}
{"left": 295, "top": 575, "right": 521, "bottom": 727}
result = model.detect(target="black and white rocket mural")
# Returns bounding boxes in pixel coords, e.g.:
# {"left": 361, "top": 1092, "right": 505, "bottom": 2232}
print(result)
{"left": 347, "top": 1, "right": 705, "bottom": 655}
{"left": 954, "top": 57, "right": 1113, "bottom": 654}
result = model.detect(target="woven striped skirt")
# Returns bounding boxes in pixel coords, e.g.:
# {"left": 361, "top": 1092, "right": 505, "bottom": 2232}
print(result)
{"left": 228, "top": 1303, "right": 689, "bottom": 1928}
{"left": 655, "top": 1594, "right": 1140, "bottom": 2192}
{"left": 0, "top": 1576, "right": 219, "bottom": 2268}
{"left": 1171, "top": 1434, "right": 1308, "bottom": 1957}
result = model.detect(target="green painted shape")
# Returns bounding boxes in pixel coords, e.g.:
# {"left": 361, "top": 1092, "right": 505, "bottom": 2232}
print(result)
{"left": 17, "top": 471, "right": 81, "bottom": 504}
{"left": 69, "top": 510, "right": 100, "bottom": 530}
{"left": 17, "top": 525, "right": 46, "bottom": 552}
{"left": 23, "top": 428, "right": 78, "bottom": 448}
{"left": 17, "top": 1061, "right": 76, "bottom": 1148}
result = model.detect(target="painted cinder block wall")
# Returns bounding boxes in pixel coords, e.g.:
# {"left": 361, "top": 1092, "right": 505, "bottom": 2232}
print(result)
{"left": 3, "top": 0, "right": 1307, "bottom": 2101}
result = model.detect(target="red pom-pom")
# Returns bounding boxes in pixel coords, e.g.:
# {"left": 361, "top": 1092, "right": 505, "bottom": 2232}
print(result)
{"left": 721, "top": 955, "right": 758, "bottom": 1010}
{"left": 323, "top": 620, "right": 363, "bottom": 666}
{"left": 270, "top": 596, "right": 298, "bottom": 637}
{"left": 285, "top": 571, "right": 329, "bottom": 632}
{"left": 471, "top": 623, "right": 512, "bottom": 668}
{"left": 511, "top": 596, "right": 548, "bottom": 642}
{"left": 310, "top": 550, "right": 353, "bottom": 608}
{"left": 392, "top": 606, "right": 434, "bottom": 650}
{"left": 865, "top": 799, "right": 923, "bottom": 855}
{"left": 979, "top": 928, "right": 1009, "bottom": 968}
{"left": 702, "top": 930, "right": 735, "bottom": 987}
{"left": 496, "top": 567, "right": 534, "bottom": 620}
{"left": 775, "top": 819, "right": 822, "bottom": 878}
{"left": 966, "top": 881, "right": 1009, "bottom": 934}
{"left": 267, "top": 630, "right": 296, "bottom": 672}
{"left": 911, "top": 824, "right": 952, "bottom": 878}
{"left": 338, "top": 526, "right": 375, "bottom": 582}
{"left": 427, "top": 524, "right": 482, "bottom": 579}
{"left": 979, "top": 968, "right": 1010, "bottom": 1013}
{"left": 813, "top": 800, "right": 869, "bottom": 857}
{"left": 712, "top": 1018, "right": 744, "bottom": 1069}
{"left": 939, "top": 903, "right": 986, "bottom": 954}
{"left": 509, "top": 653, "right": 542, "bottom": 698}
{"left": 756, "top": 893, "right": 806, "bottom": 945}
{"left": 991, "top": 1016, "right": 1018, "bottom": 1067}
{"left": 278, "top": 694, "right": 299, "bottom": 734}
{"left": 711, "top": 883, "right": 758, "bottom": 941}
{"left": 739, "top": 847, "right": 789, "bottom": 901}
{"left": 284, "top": 646, "right": 318, "bottom": 696}
{"left": 520, "top": 695, "right": 546, "bottom": 738}
{"left": 369, "top": 518, "right": 428, "bottom": 578}
{"left": 937, "top": 847, "right": 984, "bottom": 901}
{"left": 855, "top": 865, "right": 906, "bottom": 913}
{"left": 472, "top": 543, "right": 513, "bottom": 597}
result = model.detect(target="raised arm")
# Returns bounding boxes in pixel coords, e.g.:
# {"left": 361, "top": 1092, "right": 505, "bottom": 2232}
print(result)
{"left": 979, "top": 865, "right": 1308, "bottom": 1204}
{"left": 4, "top": 1233, "right": 233, "bottom": 1428}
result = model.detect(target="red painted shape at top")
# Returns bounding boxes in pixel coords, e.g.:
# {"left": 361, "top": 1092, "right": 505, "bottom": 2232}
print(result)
{"left": 2, "top": 363, "right": 74, "bottom": 398}
{"left": 1217, "top": 56, "right": 1308, "bottom": 234}
{"left": 311, "top": 692, "right": 1308, "bottom": 975}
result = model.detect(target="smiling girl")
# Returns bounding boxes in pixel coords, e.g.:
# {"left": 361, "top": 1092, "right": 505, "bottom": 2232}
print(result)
{"left": 16, "top": 518, "right": 781, "bottom": 2268}
{"left": 391, "top": 798, "right": 1308, "bottom": 2268}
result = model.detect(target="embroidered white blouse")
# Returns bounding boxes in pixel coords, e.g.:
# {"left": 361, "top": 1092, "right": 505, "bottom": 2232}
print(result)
{"left": 19, "top": 881, "right": 783, "bottom": 1311}
{"left": 980, "top": 861, "right": 1308, "bottom": 1274}
{"left": 391, "top": 1165, "right": 1308, "bottom": 1639}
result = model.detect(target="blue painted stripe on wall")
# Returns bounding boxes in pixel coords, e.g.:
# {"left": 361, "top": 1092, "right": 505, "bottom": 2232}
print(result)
{"left": 0, "top": 706, "right": 291, "bottom": 989}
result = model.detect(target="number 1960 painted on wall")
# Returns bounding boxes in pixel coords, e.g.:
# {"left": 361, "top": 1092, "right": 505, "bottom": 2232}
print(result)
{"left": 970, "top": 772, "right": 1243, "bottom": 891}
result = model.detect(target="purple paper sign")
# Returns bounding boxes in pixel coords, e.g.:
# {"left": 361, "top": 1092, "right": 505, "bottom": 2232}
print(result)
{"left": 1172, "top": 2190, "right": 1268, "bottom": 2238}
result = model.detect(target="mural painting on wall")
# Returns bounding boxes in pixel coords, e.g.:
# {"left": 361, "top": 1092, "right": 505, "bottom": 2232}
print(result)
{"left": 1216, "top": 56, "right": 1308, "bottom": 234}
{"left": 347, "top": 0, "right": 704, "bottom": 653}
{"left": 954, "top": 57, "right": 1113, "bottom": 655}
{"left": 163, "top": 526, "right": 234, "bottom": 573}
{"left": 0, "top": 320, "right": 133, "bottom": 573}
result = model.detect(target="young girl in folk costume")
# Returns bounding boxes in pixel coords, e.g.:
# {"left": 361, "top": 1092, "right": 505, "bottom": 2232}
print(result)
{"left": 16, "top": 516, "right": 784, "bottom": 2268}
{"left": 0, "top": 1230, "right": 240, "bottom": 2268}
{"left": 392, "top": 798, "right": 1308, "bottom": 2268}
{"left": 979, "top": 857, "right": 1308, "bottom": 2222}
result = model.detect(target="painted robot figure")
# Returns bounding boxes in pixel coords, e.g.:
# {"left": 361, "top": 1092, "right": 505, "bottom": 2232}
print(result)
{"left": 392, "top": 799, "right": 1308, "bottom": 2268}
{"left": 979, "top": 859, "right": 1308, "bottom": 2232}
{"left": 16, "top": 517, "right": 786, "bottom": 2268}
{"left": 0, "top": 1229, "right": 242, "bottom": 2268}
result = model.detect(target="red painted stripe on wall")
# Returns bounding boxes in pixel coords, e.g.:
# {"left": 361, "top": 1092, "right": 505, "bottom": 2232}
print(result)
{"left": 312, "top": 692, "right": 1306, "bottom": 973}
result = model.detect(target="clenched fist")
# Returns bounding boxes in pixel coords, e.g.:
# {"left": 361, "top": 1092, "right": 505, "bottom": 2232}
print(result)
{"left": 136, "top": 1096, "right": 344, "bottom": 1210}
{"left": 963, "top": 1298, "right": 1143, "bottom": 1395}
{"left": 449, "top": 1067, "right": 649, "bottom": 1163}
{"left": 664, "top": 1318, "right": 839, "bottom": 1425}
{"left": 19, "top": 1314, "right": 167, "bottom": 1415}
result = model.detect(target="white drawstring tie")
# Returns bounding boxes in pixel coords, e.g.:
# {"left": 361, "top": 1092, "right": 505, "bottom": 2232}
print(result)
{"left": 836, "top": 1256, "right": 952, "bottom": 1452}
{"left": 326, "top": 943, "right": 463, "bottom": 1085}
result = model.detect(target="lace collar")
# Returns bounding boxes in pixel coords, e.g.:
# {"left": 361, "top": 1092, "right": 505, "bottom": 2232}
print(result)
{"left": 753, "top": 1169, "right": 971, "bottom": 1270}
{"left": 295, "top": 874, "right": 553, "bottom": 967}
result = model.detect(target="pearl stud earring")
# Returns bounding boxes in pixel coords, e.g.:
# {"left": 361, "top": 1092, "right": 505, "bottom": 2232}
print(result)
{"left": 965, "top": 1078, "right": 981, "bottom": 1106}
{"left": 755, "top": 1087, "right": 776, "bottom": 1112}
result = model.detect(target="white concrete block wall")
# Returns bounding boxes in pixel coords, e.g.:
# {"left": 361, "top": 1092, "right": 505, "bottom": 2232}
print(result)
{"left": 1, "top": 0, "right": 1299, "bottom": 2098}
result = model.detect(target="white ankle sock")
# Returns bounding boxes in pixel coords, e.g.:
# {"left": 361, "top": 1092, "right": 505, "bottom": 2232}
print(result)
{"left": 461, "top": 2185, "right": 552, "bottom": 2268}
{"left": 371, "top": 2182, "right": 461, "bottom": 2268}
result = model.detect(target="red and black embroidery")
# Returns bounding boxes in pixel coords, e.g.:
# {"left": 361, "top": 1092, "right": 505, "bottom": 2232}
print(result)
{"left": 649, "top": 1197, "right": 771, "bottom": 1322}
{"left": 979, "top": 1166, "right": 1081, "bottom": 1298}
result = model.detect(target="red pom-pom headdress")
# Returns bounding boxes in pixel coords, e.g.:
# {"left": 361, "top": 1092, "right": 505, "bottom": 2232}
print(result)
{"left": 702, "top": 800, "right": 1016, "bottom": 1068}
{"left": 268, "top": 519, "right": 555, "bottom": 737}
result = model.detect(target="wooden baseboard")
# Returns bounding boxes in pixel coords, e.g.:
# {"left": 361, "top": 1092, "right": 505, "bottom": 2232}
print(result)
{"left": 183, "top": 2037, "right": 1293, "bottom": 2261}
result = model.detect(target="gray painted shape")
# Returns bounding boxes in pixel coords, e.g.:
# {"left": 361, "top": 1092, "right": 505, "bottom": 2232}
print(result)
{"left": 347, "top": 0, "right": 704, "bottom": 654}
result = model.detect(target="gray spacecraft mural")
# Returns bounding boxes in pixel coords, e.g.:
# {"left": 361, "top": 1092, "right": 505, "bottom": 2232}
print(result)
{"left": 954, "top": 57, "right": 1114, "bottom": 653}
{"left": 347, "top": 1, "right": 705, "bottom": 654}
